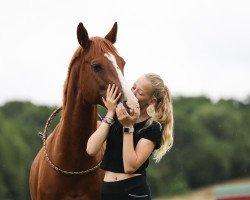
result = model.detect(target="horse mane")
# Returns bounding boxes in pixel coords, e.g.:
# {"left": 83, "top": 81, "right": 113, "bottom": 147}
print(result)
{"left": 62, "top": 37, "right": 119, "bottom": 113}
{"left": 62, "top": 47, "right": 82, "bottom": 111}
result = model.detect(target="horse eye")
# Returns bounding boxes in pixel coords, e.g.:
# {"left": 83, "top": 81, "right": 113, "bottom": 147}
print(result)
{"left": 91, "top": 63, "right": 103, "bottom": 72}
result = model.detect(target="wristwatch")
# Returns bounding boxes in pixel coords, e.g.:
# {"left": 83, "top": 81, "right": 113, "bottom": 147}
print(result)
{"left": 123, "top": 127, "right": 134, "bottom": 134}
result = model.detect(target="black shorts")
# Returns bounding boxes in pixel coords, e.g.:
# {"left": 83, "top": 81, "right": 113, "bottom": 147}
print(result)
{"left": 101, "top": 175, "right": 151, "bottom": 200}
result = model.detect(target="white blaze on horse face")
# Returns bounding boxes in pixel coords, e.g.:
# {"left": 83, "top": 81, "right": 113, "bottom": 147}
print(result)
{"left": 104, "top": 53, "right": 140, "bottom": 112}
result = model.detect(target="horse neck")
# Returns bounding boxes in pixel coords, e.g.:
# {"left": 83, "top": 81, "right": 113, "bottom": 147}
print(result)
{"left": 57, "top": 92, "right": 97, "bottom": 158}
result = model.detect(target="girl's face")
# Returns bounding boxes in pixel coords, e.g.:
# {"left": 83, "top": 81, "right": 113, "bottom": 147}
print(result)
{"left": 131, "top": 76, "right": 154, "bottom": 110}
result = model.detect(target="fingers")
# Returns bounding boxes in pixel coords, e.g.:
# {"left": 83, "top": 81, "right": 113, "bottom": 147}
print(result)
{"left": 111, "top": 85, "right": 118, "bottom": 99}
{"left": 109, "top": 84, "right": 116, "bottom": 97}
{"left": 106, "top": 84, "right": 121, "bottom": 102}
{"left": 106, "top": 84, "right": 111, "bottom": 96}
{"left": 103, "top": 84, "right": 122, "bottom": 113}
{"left": 102, "top": 97, "right": 107, "bottom": 105}
{"left": 115, "top": 92, "right": 122, "bottom": 102}
{"left": 116, "top": 103, "right": 138, "bottom": 127}
{"left": 133, "top": 107, "right": 138, "bottom": 115}
{"left": 132, "top": 107, "right": 139, "bottom": 119}
{"left": 116, "top": 103, "right": 129, "bottom": 117}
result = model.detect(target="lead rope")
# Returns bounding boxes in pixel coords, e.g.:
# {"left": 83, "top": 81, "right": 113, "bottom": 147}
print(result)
{"left": 38, "top": 107, "right": 102, "bottom": 175}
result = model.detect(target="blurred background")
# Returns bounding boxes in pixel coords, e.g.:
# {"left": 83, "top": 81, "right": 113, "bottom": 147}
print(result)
{"left": 0, "top": 0, "right": 250, "bottom": 199}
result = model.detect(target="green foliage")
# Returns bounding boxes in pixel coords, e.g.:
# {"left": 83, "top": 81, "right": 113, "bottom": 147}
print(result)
{"left": 97, "top": 105, "right": 107, "bottom": 119}
{"left": 0, "top": 97, "right": 249, "bottom": 199}
{"left": 0, "top": 101, "right": 56, "bottom": 200}
{"left": 147, "top": 96, "right": 250, "bottom": 197}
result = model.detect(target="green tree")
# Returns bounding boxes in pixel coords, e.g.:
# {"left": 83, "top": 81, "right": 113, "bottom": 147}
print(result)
{"left": 0, "top": 97, "right": 250, "bottom": 199}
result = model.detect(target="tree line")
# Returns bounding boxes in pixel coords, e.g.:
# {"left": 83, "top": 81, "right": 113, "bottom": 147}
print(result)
{"left": 0, "top": 96, "right": 249, "bottom": 199}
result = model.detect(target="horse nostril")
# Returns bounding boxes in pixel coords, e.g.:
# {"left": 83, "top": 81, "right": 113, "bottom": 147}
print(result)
{"left": 118, "top": 93, "right": 125, "bottom": 102}
{"left": 123, "top": 100, "right": 131, "bottom": 115}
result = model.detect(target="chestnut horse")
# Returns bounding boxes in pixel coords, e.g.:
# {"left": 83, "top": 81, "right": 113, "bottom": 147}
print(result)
{"left": 29, "top": 22, "right": 138, "bottom": 200}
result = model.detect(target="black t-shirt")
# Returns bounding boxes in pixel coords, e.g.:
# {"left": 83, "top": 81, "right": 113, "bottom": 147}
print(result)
{"left": 100, "top": 119, "right": 163, "bottom": 176}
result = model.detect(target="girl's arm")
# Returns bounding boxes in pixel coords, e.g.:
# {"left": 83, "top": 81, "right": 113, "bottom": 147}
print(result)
{"left": 86, "top": 84, "right": 121, "bottom": 156}
{"left": 116, "top": 103, "right": 156, "bottom": 173}
{"left": 86, "top": 112, "right": 113, "bottom": 156}
{"left": 123, "top": 134, "right": 155, "bottom": 173}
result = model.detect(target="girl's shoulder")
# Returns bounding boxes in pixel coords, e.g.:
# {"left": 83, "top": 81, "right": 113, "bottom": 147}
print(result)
{"left": 140, "top": 120, "right": 163, "bottom": 149}
{"left": 150, "top": 120, "right": 163, "bottom": 132}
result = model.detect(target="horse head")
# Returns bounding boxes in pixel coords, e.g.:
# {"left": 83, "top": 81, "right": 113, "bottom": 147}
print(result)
{"left": 63, "top": 22, "right": 139, "bottom": 112}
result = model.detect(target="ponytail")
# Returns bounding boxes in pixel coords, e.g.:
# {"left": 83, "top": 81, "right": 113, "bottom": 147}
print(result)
{"left": 144, "top": 74, "right": 174, "bottom": 163}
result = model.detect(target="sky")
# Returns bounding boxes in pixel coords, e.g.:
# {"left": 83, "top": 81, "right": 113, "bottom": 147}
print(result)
{"left": 0, "top": 0, "right": 250, "bottom": 106}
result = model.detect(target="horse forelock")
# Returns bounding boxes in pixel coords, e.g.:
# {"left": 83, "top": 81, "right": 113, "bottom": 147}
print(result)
{"left": 89, "top": 37, "right": 119, "bottom": 57}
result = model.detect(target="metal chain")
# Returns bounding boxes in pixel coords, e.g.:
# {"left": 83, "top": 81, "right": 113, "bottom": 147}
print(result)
{"left": 38, "top": 107, "right": 102, "bottom": 175}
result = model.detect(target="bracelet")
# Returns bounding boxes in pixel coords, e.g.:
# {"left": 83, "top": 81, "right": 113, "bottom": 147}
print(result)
{"left": 105, "top": 115, "right": 114, "bottom": 124}
{"left": 105, "top": 116, "right": 113, "bottom": 121}
{"left": 102, "top": 117, "right": 114, "bottom": 126}
{"left": 102, "top": 118, "right": 111, "bottom": 126}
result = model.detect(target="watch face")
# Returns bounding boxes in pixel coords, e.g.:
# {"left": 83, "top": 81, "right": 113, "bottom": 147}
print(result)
{"left": 123, "top": 127, "right": 134, "bottom": 133}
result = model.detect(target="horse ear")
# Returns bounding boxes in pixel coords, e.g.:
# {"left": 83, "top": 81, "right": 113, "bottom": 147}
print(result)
{"left": 105, "top": 22, "right": 118, "bottom": 44}
{"left": 77, "top": 22, "right": 90, "bottom": 49}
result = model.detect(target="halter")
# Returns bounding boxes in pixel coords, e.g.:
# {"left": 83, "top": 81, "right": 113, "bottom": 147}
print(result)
{"left": 38, "top": 107, "right": 102, "bottom": 175}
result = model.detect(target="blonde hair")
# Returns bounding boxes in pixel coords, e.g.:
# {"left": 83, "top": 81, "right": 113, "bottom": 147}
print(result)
{"left": 144, "top": 73, "right": 174, "bottom": 163}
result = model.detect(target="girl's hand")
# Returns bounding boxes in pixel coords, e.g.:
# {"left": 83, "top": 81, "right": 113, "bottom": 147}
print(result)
{"left": 116, "top": 103, "right": 139, "bottom": 127}
{"left": 102, "top": 84, "right": 121, "bottom": 117}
